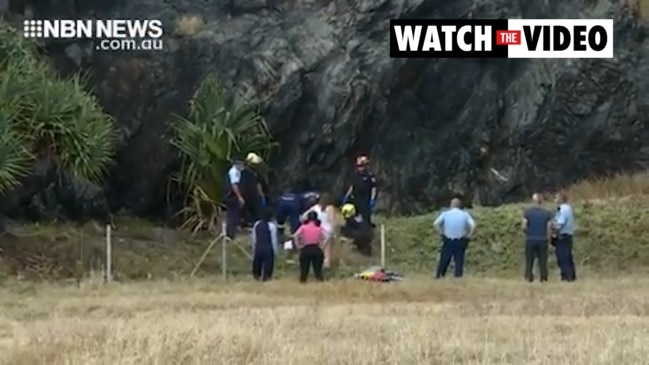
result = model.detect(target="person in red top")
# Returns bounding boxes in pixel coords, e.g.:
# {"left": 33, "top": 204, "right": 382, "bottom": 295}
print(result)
{"left": 292, "top": 211, "right": 325, "bottom": 282}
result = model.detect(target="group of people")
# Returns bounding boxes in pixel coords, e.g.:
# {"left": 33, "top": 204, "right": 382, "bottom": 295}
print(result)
{"left": 225, "top": 153, "right": 379, "bottom": 282}
{"left": 225, "top": 152, "right": 577, "bottom": 284}
{"left": 433, "top": 192, "right": 576, "bottom": 282}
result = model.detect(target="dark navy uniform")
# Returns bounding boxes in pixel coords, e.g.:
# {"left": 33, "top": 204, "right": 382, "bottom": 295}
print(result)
{"left": 350, "top": 170, "right": 376, "bottom": 225}
{"left": 300, "top": 191, "right": 320, "bottom": 214}
{"left": 240, "top": 167, "right": 262, "bottom": 226}
{"left": 276, "top": 191, "right": 301, "bottom": 236}
{"left": 341, "top": 215, "right": 374, "bottom": 256}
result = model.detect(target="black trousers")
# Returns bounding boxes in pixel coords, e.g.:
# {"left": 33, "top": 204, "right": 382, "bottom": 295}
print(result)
{"left": 225, "top": 195, "right": 241, "bottom": 239}
{"left": 252, "top": 249, "right": 274, "bottom": 281}
{"left": 524, "top": 241, "right": 548, "bottom": 282}
{"left": 436, "top": 237, "right": 468, "bottom": 278}
{"left": 299, "top": 245, "right": 324, "bottom": 282}
{"left": 555, "top": 234, "right": 576, "bottom": 281}
{"left": 241, "top": 193, "right": 261, "bottom": 227}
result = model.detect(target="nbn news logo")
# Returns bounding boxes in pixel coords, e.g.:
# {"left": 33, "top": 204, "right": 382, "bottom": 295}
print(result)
{"left": 390, "top": 19, "right": 613, "bottom": 58}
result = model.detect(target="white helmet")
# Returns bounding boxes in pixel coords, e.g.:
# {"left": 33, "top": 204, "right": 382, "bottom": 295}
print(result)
{"left": 245, "top": 152, "right": 263, "bottom": 164}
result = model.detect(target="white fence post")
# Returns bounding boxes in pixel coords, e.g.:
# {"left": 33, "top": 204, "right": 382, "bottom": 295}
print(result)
{"left": 380, "top": 223, "right": 386, "bottom": 268}
{"left": 221, "top": 222, "right": 227, "bottom": 280}
{"left": 105, "top": 225, "right": 112, "bottom": 283}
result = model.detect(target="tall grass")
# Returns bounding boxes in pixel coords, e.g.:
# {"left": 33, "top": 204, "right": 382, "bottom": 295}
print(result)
{"left": 566, "top": 172, "right": 649, "bottom": 202}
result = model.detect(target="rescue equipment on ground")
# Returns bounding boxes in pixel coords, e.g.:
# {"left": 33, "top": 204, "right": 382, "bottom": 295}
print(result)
{"left": 354, "top": 266, "right": 403, "bottom": 282}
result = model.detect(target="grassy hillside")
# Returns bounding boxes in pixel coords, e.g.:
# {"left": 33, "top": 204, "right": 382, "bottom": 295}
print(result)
{"left": 1, "top": 174, "right": 648, "bottom": 280}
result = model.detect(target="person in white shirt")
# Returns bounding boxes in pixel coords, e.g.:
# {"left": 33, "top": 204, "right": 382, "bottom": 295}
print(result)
{"left": 302, "top": 193, "right": 337, "bottom": 268}
{"left": 225, "top": 158, "right": 245, "bottom": 239}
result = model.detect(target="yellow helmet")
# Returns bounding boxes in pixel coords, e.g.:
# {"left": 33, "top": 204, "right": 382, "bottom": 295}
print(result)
{"left": 341, "top": 203, "right": 356, "bottom": 218}
{"left": 245, "top": 152, "right": 263, "bottom": 164}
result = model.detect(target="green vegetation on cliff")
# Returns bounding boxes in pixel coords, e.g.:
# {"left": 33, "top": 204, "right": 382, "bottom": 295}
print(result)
{"left": 170, "top": 73, "right": 274, "bottom": 231}
{"left": 0, "top": 23, "right": 115, "bottom": 192}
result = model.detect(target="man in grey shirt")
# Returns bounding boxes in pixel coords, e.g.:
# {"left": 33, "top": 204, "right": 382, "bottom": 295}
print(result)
{"left": 522, "top": 193, "right": 553, "bottom": 282}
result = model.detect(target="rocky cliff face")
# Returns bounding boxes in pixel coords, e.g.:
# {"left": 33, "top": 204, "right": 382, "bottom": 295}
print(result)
{"left": 4, "top": 0, "right": 649, "bottom": 218}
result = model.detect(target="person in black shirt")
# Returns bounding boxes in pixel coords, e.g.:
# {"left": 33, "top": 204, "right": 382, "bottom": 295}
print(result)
{"left": 240, "top": 153, "right": 266, "bottom": 227}
{"left": 343, "top": 155, "right": 377, "bottom": 226}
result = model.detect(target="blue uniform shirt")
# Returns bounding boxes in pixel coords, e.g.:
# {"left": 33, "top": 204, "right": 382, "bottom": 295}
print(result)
{"left": 434, "top": 208, "right": 476, "bottom": 239}
{"left": 224, "top": 165, "right": 241, "bottom": 197}
{"left": 228, "top": 165, "right": 241, "bottom": 185}
{"left": 554, "top": 203, "right": 574, "bottom": 235}
{"left": 278, "top": 192, "right": 301, "bottom": 211}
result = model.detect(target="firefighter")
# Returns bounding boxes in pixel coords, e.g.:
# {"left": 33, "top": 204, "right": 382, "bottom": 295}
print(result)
{"left": 340, "top": 203, "right": 374, "bottom": 256}
{"left": 240, "top": 152, "right": 266, "bottom": 227}
{"left": 343, "top": 155, "right": 377, "bottom": 226}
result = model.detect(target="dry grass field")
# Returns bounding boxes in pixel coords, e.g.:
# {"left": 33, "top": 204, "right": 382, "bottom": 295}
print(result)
{"left": 0, "top": 277, "right": 648, "bottom": 364}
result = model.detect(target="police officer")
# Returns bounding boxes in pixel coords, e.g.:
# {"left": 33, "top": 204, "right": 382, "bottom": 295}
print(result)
{"left": 434, "top": 197, "right": 476, "bottom": 278}
{"left": 343, "top": 155, "right": 377, "bottom": 226}
{"left": 240, "top": 152, "right": 266, "bottom": 227}
{"left": 340, "top": 203, "right": 374, "bottom": 256}
{"left": 225, "top": 157, "right": 246, "bottom": 239}
{"left": 276, "top": 186, "right": 302, "bottom": 239}
{"left": 553, "top": 192, "right": 576, "bottom": 281}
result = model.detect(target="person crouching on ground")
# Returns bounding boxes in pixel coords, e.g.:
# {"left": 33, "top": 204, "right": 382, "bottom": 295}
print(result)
{"left": 251, "top": 207, "right": 278, "bottom": 281}
{"left": 340, "top": 203, "right": 374, "bottom": 256}
{"left": 301, "top": 193, "right": 336, "bottom": 268}
{"left": 292, "top": 211, "right": 325, "bottom": 282}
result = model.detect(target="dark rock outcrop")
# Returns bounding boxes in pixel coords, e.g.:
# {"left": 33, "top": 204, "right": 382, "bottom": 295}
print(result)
{"left": 3, "top": 0, "right": 649, "bottom": 218}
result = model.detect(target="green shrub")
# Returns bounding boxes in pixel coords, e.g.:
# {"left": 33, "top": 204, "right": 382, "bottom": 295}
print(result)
{"left": 383, "top": 198, "right": 649, "bottom": 274}
{"left": 0, "top": 23, "right": 115, "bottom": 193}
{"left": 170, "top": 73, "right": 275, "bottom": 233}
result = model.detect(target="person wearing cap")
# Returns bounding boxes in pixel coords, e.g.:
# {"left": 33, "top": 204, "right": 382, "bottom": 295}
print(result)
{"left": 343, "top": 155, "right": 377, "bottom": 226}
{"left": 240, "top": 152, "right": 266, "bottom": 227}
{"left": 225, "top": 157, "right": 246, "bottom": 239}
{"left": 434, "top": 197, "right": 476, "bottom": 278}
